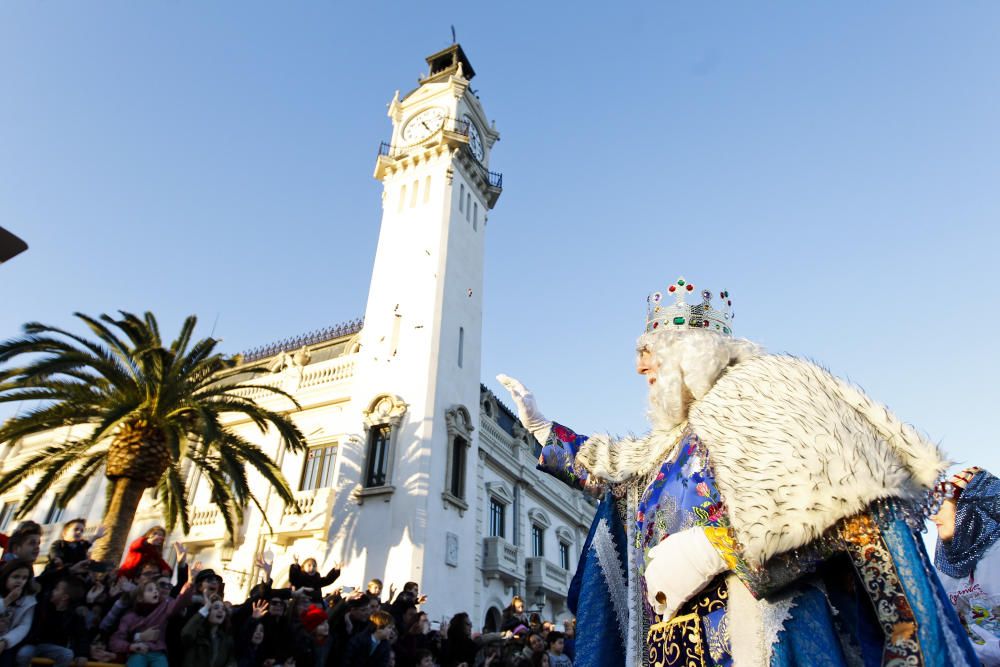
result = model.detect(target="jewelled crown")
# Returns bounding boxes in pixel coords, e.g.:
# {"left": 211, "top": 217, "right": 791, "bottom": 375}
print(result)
{"left": 646, "top": 277, "right": 733, "bottom": 336}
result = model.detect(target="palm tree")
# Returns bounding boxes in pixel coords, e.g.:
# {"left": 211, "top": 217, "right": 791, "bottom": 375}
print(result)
{"left": 0, "top": 311, "right": 307, "bottom": 564}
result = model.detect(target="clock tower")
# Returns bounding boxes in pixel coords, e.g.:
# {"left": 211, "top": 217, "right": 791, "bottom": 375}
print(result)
{"left": 344, "top": 44, "right": 501, "bottom": 613}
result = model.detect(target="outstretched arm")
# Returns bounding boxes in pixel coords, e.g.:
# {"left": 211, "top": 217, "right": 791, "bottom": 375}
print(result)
{"left": 497, "top": 374, "right": 599, "bottom": 492}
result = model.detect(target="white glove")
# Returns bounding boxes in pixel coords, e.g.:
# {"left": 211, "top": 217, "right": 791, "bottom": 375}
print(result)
{"left": 644, "top": 528, "right": 728, "bottom": 619}
{"left": 967, "top": 623, "right": 1000, "bottom": 664}
{"left": 496, "top": 374, "right": 552, "bottom": 444}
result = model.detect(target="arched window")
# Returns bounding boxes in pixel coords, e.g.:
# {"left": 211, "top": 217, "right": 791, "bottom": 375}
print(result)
{"left": 410, "top": 179, "right": 419, "bottom": 207}
{"left": 473, "top": 203, "right": 478, "bottom": 231}
{"left": 443, "top": 405, "right": 474, "bottom": 511}
{"left": 424, "top": 175, "right": 432, "bottom": 203}
{"left": 459, "top": 184, "right": 465, "bottom": 212}
{"left": 360, "top": 394, "right": 409, "bottom": 494}
{"left": 398, "top": 184, "right": 407, "bottom": 213}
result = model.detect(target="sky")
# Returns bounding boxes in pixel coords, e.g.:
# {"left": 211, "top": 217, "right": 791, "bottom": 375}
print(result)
{"left": 2, "top": 2, "right": 999, "bottom": 486}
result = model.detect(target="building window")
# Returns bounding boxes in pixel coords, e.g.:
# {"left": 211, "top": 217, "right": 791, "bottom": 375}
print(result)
{"left": 0, "top": 502, "right": 18, "bottom": 531}
{"left": 443, "top": 405, "right": 474, "bottom": 510}
{"left": 410, "top": 179, "right": 419, "bottom": 207}
{"left": 458, "top": 327, "right": 464, "bottom": 368}
{"left": 559, "top": 542, "right": 571, "bottom": 570}
{"left": 466, "top": 193, "right": 471, "bottom": 220}
{"left": 489, "top": 498, "right": 506, "bottom": 538}
{"left": 365, "top": 424, "right": 392, "bottom": 487}
{"left": 44, "top": 498, "right": 65, "bottom": 525}
{"left": 459, "top": 184, "right": 464, "bottom": 212}
{"left": 398, "top": 184, "right": 407, "bottom": 212}
{"left": 360, "top": 394, "right": 408, "bottom": 495}
{"left": 473, "top": 203, "right": 478, "bottom": 231}
{"left": 424, "top": 176, "right": 432, "bottom": 203}
{"left": 449, "top": 436, "right": 467, "bottom": 498}
{"left": 300, "top": 443, "right": 337, "bottom": 491}
{"left": 531, "top": 524, "right": 545, "bottom": 557}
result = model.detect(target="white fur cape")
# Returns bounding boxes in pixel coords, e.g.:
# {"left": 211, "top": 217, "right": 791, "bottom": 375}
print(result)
{"left": 577, "top": 354, "right": 948, "bottom": 567}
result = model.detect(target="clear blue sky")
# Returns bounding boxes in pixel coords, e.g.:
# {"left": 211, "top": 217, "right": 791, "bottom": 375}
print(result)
{"left": 2, "top": 3, "right": 998, "bottom": 477}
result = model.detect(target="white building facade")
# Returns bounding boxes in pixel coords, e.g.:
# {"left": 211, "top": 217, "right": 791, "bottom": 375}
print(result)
{"left": 0, "top": 44, "right": 594, "bottom": 629}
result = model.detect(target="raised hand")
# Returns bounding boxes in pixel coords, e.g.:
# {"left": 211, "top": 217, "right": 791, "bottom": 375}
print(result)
{"left": 93, "top": 525, "right": 107, "bottom": 540}
{"left": 86, "top": 582, "right": 105, "bottom": 605}
{"left": 254, "top": 553, "right": 273, "bottom": 580}
{"left": 4, "top": 583, "right": 23, "bottom": 607}
{"left": 496, "top": 374, "right": 552, "bottom": 440}
{"left": 173, "top": 542, "right": 188, "bottom": 563}
{"left": 189, "top": 561, "right": 204, "bottom": 582}
{"left": 292, "top": 554, "right": 299, "bottom": 565}
{"left": 251, "top": 599, "right": 269, "bottom": 619}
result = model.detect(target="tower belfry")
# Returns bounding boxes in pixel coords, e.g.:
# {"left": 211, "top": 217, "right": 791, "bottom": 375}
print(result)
{"left": 422, "top": 43, "right": 476, "bottom": 83}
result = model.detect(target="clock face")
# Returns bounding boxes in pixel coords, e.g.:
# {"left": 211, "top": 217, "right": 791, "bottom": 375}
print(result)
{"left": 402, "top": 107, "right": 446, "bottom": 143}
{"left": 464, "top": 115, "right": 484, "bottom": 161}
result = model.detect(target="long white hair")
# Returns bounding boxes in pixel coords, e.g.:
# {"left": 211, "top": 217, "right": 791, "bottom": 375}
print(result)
{"left": 638, "top": 329, "right": 761, "bottom": 431}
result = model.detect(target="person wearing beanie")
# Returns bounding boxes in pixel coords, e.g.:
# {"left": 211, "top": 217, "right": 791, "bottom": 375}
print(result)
{"left": 932, "top": 466, "right": 1000, "bottom": 665}
{"left": 293, "top": 604, "right": 332, "bottom": 667}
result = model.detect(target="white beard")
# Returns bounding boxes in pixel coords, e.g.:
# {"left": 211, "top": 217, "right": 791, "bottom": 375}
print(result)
{"left": 646, "top": 377, "right": 687, "bottom": 432}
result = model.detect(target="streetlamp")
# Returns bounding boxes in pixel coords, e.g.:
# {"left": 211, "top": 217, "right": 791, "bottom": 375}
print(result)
{"left": 0, "top": 227, "right": 28, "bottom": 265}
{"left": 533, "top": 587, "right": 546, "bottom": 614}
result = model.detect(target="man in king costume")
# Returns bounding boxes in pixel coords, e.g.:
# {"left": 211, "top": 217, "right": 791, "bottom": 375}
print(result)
{"left": 499, "top": 277, "right": 977, "bottom": 667}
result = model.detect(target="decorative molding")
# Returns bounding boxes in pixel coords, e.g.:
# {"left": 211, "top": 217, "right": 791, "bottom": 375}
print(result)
{"left": 355, "top": 485, "right": 395, "bottom": 505}
{"left": 528, "top": 507, "right": 552, "bottom": 529}
{"left": 442, "top": 490, "right": 468, "bottom": 516}
{"left": 444, "top": 405, "right": 475, "bottom": 437}
{"left": 486, "top": 481, "right": 514, "bottom": 505}
{"left": 362, "top": 394, "right": 408, "bottom": 430}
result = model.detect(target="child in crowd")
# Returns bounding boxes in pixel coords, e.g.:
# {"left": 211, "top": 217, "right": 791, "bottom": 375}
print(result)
{"left": 180, "top": 595, "right": 235, "bottom": 667}
{"left": 287, "top": 554, "right": 341, "bottom": 603}
{"left": 343, "top": 610, "right": 395, "bottom": 667}
{"left": 110, "top": 566, "right": 194, "bottom": 666}
{"left": 15, "top": 576, "right": 89, "bottom": 667}
{"left": 0, "top": 523, "right": 41, "bottom": 565}
{"left": 48, "top": 518, "right": 105, "bottom": 567}
{"left": 545, "top": 631, "right": 572, "bottom": 667}
{"left": 0, "top": 559, "right": 36, "bottom": 666}
{"left": 118, "top": 526, "right": 171, "bottom": 581}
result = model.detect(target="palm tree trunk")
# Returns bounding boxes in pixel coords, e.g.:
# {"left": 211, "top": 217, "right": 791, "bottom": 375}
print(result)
{"left": 89, "top": 477, "right": 147, "bottom": 565}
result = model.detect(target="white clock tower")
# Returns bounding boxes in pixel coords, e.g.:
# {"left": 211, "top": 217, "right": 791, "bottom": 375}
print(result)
{"left": 344, "top": 44, "right": 501, "bottom": 612}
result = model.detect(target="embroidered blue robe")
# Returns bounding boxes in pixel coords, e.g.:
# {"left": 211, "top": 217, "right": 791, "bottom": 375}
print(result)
{"left": 541, "top": 422, "right": 979, "bottom": 667}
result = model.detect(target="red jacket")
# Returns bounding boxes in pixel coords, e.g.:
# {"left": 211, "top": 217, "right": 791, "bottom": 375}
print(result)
{"left": 117, "top": 536, "right": 171, "bottom": 580}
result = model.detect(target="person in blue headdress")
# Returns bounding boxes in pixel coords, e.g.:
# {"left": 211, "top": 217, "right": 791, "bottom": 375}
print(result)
{"left": 933, "top": 466, "right": 1000, "bottom": 665}
{"left": 500, "top": 277, "right": 978, "bottom": 667}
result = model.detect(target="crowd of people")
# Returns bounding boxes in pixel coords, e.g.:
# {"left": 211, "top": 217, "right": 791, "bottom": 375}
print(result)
{"left": 0, "top": 520, "right": 577, "bottom": 667}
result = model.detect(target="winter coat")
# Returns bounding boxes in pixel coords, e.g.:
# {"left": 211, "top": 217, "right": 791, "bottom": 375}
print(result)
{"left": 180, "top": 610, "right": 237, "bottom": 667}
{"left": 341, "top": 629, "right": 391, "bottom": 667}
{"left": 0, "top": 593, "right": 36, "bottom": 649}
{"left": 118, "top": 536, "right": 171, "bottom": 580}
{"left": 288, "top": 563, "right": 341, "bottom": 603}
{"left": 109, "top": 582, "right": 192, "bottom": 654}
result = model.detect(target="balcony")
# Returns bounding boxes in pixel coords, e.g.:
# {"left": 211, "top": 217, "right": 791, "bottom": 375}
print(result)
{"left": 274, "top": 487, "right": 335, "bottom": 542}
{"left": 186, "top": 506, "right": 226, "bottom": 543}
{"left": 482, "top": 536, "right": 523, "bottom": 585}
{"left": 525, "top": 556, "right": 569, "bottom": 599}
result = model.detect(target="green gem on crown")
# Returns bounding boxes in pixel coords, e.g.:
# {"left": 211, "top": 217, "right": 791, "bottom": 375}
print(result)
{"left": 673, "top": 317, "right": 686, "bottom": 325}
{"left": 677, "top": 279, "right": 686, "bottom": 286}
